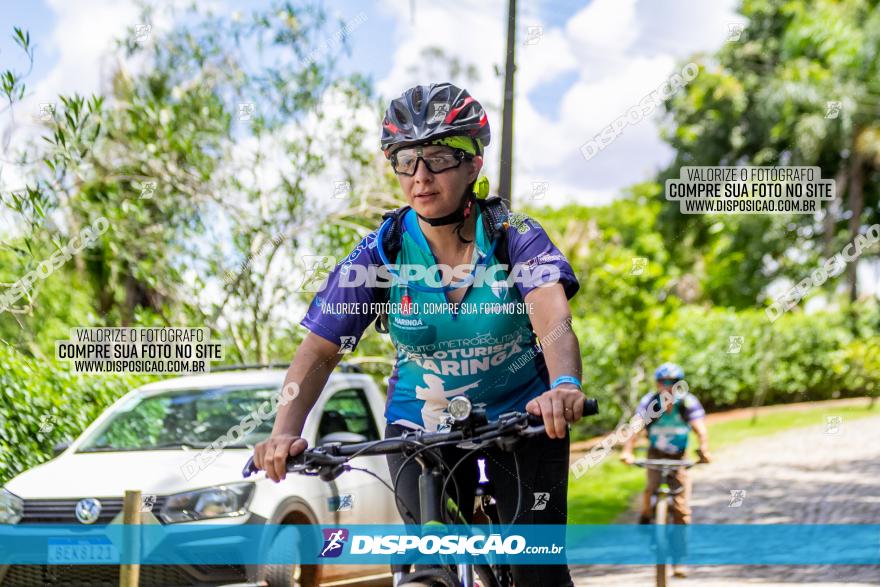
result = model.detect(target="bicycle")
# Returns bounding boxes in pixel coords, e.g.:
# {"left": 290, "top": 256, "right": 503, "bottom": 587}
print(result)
{"left": 632, "top": 458, "right": 697, "bottom": 587}
{"left": 243, "top": 395, "right": 599, "bottom": 586}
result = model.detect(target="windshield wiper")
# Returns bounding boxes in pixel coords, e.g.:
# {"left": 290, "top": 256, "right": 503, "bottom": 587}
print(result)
{"left": 80, "top": 442, "right": 203, "bottom": 452}
{"left": 145, "top": 441, "right": 202, "bottom": 450}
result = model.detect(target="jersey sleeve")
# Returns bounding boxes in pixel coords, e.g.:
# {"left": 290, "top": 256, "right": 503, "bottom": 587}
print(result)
{"left": 299, "top": 232, "right": 382, "bottom": 350}
{"left": 683, "top": 394, "right": 706, "bottom": 421}
{"left": 635, "top": 392, "right": 655, "bottom": 421}
{"left": 504, "top": 213, "right": 580, "bottom": 301}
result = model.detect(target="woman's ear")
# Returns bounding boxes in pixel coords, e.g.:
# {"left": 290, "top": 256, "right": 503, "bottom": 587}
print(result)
{"left": 468, "top": 155, "right": 483, "bottom": 182}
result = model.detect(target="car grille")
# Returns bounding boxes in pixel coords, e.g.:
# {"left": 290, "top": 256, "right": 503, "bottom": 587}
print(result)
{"left": 0, "top": 563, "right": 247, "bottom": 586}
{"left": 20, "top": 497, "right": 168, "bottom": 525}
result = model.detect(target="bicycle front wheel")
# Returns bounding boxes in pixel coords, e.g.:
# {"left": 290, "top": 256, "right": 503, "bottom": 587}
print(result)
{"left": 654, "top": 498, "right": 668, "bottom": 587}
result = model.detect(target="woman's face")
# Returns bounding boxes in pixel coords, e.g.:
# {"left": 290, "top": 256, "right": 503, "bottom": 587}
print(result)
{"left": 394, "top": 145, "right": 483, "bottom": 219}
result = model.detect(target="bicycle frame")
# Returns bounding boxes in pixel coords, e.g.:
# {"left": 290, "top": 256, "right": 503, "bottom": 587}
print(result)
{"left": 633, "top": 458, "right": 695, "bottom": 587}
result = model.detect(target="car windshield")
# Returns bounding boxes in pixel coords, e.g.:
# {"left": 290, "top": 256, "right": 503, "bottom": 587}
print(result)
{"left": 77, "top": 386, "right": 280, "bottom": 452}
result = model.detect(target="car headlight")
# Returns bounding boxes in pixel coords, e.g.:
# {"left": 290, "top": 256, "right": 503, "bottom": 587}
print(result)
{"left": 159, "top": 483, "right": 254, "bottom": 524}
{"left": 0, "top": 488, "right": 23, "bottom": 524}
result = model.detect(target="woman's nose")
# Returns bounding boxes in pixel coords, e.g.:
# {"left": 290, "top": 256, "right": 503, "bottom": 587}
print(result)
{"left": 412, "top": 158, "right": 434, "bottom": 183}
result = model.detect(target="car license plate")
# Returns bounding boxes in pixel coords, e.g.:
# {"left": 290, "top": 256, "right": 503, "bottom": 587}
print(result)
{"left": 48, "top": 537, "right": 119, "bottom": 563}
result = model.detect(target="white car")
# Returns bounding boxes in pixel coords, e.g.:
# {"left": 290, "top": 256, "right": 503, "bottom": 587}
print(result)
{"left": 0, "top": 364, "right": 401, "bottom": 586}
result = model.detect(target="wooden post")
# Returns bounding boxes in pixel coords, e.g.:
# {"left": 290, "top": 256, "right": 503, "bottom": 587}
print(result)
{"left": 119, "top": 490, "right": 141, "bottom": 587}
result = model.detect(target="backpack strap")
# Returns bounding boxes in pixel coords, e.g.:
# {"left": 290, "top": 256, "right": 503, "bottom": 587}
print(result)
{"left": 645, "top": 391, "right": 691, "bottom": 428}
{"left": 476, "top": 195, "right": 511, "bottom": 269}
{"left": 374, "top": 205, "right": 411, "bottom": 334}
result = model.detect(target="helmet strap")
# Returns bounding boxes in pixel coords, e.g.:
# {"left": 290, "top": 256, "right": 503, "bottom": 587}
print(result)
{"left": 415, "top": 188, "right": 475, "bottom": 244}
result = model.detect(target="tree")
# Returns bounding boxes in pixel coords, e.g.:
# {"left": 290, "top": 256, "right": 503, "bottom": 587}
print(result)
{"left": 658, "top": 0, "right": 880, "bottom": 309}
{"left": 0, "top": 2, "right": 379, "bottom": 362}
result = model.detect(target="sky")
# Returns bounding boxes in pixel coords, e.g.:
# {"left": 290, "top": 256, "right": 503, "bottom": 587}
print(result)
{"left": 0, "top": 0, "right": 746, "bottom": 207}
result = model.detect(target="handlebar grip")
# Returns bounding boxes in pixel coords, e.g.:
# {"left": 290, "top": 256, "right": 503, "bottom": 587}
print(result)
{"left": 583, "top": 398, "right": 599, "bottom": 416}
{"left": 241, "top": 452, "right": 309, "bottom": 478}
{"left": 242, "top": 456, "right": 258, "bottom": 478}
{"left": 527, "top": 413, "right": 544, "bottom": 426}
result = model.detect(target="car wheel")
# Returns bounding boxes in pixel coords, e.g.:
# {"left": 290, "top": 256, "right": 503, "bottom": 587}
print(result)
{"left": 263, "top": 561, "right": 312, "bottom": 587}
{"left": 261, "top": 520, "right": 320, "bottom": 587}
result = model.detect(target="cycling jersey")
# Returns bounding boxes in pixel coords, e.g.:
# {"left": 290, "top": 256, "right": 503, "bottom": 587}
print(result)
{"left": 300, "top": 204, "right": 579, "bottom": 431}
{"left": 635, "top": 392, "right": 705, "bottom": 455}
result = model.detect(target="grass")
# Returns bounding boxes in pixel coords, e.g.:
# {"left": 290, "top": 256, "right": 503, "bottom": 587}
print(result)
{"left": 567, "top": 401, "right": 877, "bottom": 524}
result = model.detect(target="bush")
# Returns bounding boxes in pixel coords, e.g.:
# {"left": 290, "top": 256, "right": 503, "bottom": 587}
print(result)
{"left": 569, "top": 301, "right": 877, "bottom": 440}
{"left": 0, "top": 344, "right": 152, "bottom": 484}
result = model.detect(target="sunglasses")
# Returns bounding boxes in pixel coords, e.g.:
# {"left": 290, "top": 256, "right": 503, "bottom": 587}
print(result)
{"left": 658, "top": 378, "right": 680, "bottom": 386}
{"left": 390, "top": 146, "right": 472, "bottom": 176}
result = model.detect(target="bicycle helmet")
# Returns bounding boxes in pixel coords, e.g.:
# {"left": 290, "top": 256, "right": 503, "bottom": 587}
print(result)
{"left": 654, "top": 362, "right": 685, "bottom": 381}
{"left": 381, "top": 82, "right": 490, "bottom": 157}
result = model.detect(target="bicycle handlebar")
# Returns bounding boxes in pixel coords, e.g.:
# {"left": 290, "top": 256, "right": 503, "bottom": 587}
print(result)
{"left": 243, "top": 400, "right": 598, "bottom": 479}
{"left": 632, "top": 458, "right": 697, "bottom": 470}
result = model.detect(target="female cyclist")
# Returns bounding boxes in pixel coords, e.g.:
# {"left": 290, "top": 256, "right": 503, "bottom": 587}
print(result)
{"left": 253, "top": 82, "right": 585, "bottom": 586}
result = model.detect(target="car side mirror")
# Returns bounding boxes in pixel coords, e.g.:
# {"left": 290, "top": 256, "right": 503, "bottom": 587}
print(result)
{"left": 318, "top": 431, "right": 367, "bottom": 446}
{"left": 52, "top": 441, "right": 71, "bottom": 456}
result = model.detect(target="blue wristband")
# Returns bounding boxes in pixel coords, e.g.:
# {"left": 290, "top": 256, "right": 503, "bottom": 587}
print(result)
{"left": 551, "top": 375, "right": 581, "bottom": 390}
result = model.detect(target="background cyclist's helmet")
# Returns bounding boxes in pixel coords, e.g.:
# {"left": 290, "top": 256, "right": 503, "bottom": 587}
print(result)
{"left": 381, "top": 82, "right": 490, "bottom": 157}
{"left": 654, "top": 362, "right": 685, "bottom": 382}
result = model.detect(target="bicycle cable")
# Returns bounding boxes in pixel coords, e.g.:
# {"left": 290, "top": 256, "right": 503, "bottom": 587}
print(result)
{"left": 439, "top": 445, "right": 485, "bottom": 525}
{"left": 392, "top": 439, "right": 465, "bottom": 525}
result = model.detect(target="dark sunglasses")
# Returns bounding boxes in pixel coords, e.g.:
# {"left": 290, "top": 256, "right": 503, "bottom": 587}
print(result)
{"left": 390, "top": 146, "right": 472, "bottom": 176}
{"left": 658, "top": 378, "right": 680, "bottom": 386}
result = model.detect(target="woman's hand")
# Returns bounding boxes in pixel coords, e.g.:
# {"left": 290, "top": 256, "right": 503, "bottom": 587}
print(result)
{"left": 525, "top": 384, "right": 585, "bottom": 439}
{"left": 253, "top": 434, "right": 309, "bottom": 482}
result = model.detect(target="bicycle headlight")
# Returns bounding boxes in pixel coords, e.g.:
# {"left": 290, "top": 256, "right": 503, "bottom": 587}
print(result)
{"left": 0, "top": 488, "right": 23, "bottom": 524}
{"left": 159, "top": 483, "right": 254, "bottom": 524}
{"left": 447, "top": 396, "right": 473, "bottom": 422}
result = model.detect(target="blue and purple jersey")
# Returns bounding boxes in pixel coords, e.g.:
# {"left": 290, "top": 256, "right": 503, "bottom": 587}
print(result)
{"left": 301, "top": 204, "right": 580, "bottom": 431}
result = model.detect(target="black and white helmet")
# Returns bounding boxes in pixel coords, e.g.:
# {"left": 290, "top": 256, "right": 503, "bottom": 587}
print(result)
{"left": 380, "top": 82, "right": 490, "bottom": 157}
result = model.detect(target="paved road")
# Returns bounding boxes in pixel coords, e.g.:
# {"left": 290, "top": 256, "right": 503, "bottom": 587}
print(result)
{"left": 571, "top": 413, "right": 880, "bottom": 586}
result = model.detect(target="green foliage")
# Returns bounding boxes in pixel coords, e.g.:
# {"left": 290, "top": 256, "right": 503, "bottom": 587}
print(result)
{"left": 0, "top": 344, "right": 152, "bottom": 484}
{"left": 533, "top": 191, "right": 878, "bottom": 437}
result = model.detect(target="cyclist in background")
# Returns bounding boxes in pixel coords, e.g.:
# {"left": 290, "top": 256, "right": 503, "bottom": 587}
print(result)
{"left": 620, "top": 363, "right": 712, "bottom": 576}
{"left": 253, "top": 82, "right": 585, "bottom": 586}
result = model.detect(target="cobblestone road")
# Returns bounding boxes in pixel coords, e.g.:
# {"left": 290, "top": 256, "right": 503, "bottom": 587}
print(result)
{"left": 571, "top": 413, "right": 880, "bottom": 586}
